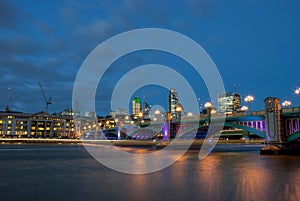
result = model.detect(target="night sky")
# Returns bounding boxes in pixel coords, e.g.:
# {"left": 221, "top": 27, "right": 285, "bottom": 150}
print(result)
{"left": 1, "top": 0, "right": 299, "bottom": 116}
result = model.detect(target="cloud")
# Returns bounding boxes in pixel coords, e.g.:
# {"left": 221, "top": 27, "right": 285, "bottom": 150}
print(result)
{"left": 0, "top": 0, "right": 53, "bottom": 34}
{"left": 0, "top": 1, "right": 241, "bottom": 114}
{"left": 0, "top": 35, "right": 42, "bottom": 56}
{"left": 0, "top": 0, "right": 25, "bottom": 30}
{"left": 0, "top": 0, "right": 221, "bottom": 114}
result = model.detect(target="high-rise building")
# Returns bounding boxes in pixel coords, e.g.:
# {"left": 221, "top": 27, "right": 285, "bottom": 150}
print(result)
{"left": 218, "top": 92, "right": 241, "bottom": 113}
{"left": 143, "top": 101, "right": 151, "bottom": 116}
{"left": 132, "top": 97, "right": 142, "bottom": 116}
{"left": 168, "top": 89, "right": 182, "bottom": 122}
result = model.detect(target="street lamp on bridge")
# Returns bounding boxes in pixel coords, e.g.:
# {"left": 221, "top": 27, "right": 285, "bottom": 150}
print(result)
{"left": 282, "top": 100, "right": 291, "bottom": 108}
{"left": 241, "top": 106, "right": 248, "bottom": 112}
{"left": 210, "top": 109, "right": 217, "bottom": 114}
{"left": 295, "top": 88, "right": 300, "bottom": 95}
{"left": 204, "top": 102, "right": 216, "bottom": 115}
{"left": 204, "top": 102, "right": 212, "bottom": 108}
{"left": 244, "top": 95, "right": 254, "bottom": 112}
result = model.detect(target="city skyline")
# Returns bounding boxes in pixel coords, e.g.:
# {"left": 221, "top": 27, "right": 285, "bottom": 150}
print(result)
{"left": 1, "top": 0, "right": 300, "bottom": 116}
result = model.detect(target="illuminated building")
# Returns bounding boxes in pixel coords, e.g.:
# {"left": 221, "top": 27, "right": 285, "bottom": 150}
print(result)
{"left": 132, "top": 97, "right": 142, "bottom": 116}
{"left": 218, "top": 92, "right": 241, "bottom": 113}
{"left": 0, "top": 111, "right": 68, "bottom": 138}
{"left": 56, "top": 109, "right": 76, "bottom": 138}
{"left": 143, "top": 101, "right": 151, "bottom": 116}
{"left": 0, "top": 112, "right": 31, "bottom": 137}
{"left": 168, "top": 89, "right": 182, "bottom": 122}
{"left": 98, "top": 116, "right": 117, "bottom": 130}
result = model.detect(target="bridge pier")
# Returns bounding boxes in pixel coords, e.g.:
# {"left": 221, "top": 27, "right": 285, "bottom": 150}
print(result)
{"left": 261, "top": 97, "right": 284, "bottom": 154}
{"left": 264, "top": 97, "right": 284, "bottom": 143}
{"left": 261, "top": 97, "right": 297, "bottom": 154}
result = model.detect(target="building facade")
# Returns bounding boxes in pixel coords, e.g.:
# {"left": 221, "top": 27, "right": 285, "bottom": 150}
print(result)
{"left": 143, "top": 101, "right": 151, "bottom": 116}
{"left": 168, "top": 89, "right": 182, "bottom": 122}
{"left": 132, "top": 97, "right": 142, "bottom": 116}
{"left": 218, "top": 92, "right": 241, "bottom": 113}
{"left": 0, "top": 110, "right": 76, "bottom": 138}
{"left": 56, "top": 109, "right": 76, "bottom": 138}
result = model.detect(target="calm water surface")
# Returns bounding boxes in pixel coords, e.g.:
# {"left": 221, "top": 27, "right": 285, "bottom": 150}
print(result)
{"left": 0, "top": 143, "right": 300, "bottom": 201}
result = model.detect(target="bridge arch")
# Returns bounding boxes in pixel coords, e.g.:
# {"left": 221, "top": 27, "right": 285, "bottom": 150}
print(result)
{"left": 180, "top": 122, "right": 266, "bottom": 139}
{"left": 224, "top": 122, "right": 266, "bottom": 139}
{"left": 287, "top": 131, "right": 300, "bottom": 142}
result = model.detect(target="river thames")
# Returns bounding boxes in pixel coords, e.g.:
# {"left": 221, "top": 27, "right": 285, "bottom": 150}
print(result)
{"left": 1, "top": 143, "right": 300, "bottom": 201}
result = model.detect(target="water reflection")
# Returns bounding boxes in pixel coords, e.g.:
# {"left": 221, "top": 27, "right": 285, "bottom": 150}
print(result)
{"left": 1, "top": 144, "right": 300, "bottom": 201}
{"left": 233, "top": 156, "right": 271, "bottom": 201}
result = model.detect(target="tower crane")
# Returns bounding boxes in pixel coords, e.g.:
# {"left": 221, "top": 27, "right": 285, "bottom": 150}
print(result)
{"left": 5, "top": 87, "right": 12, "bottom": 112}
{"left": 38, "top": 82, "right": 52, "bottom": 113}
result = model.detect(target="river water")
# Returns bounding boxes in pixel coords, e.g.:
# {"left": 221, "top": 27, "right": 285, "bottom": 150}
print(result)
{"left": 0, "top": 143, "right": 300, "bottom": 201}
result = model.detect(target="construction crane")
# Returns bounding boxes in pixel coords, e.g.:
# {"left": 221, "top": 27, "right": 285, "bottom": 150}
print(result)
{"left": 38, "top": 82, "right": 52, "bottom": 113}
{"left": 5, "top": 87, "right": 12, "bottom": 112}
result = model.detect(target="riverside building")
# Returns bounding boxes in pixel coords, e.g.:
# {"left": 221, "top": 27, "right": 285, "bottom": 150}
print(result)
{"left": 0, "top": 110, "right": 75, "bottom": 138}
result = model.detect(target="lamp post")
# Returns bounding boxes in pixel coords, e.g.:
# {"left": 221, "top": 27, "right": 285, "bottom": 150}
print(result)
{"left": 204, "top": 102, "right": 216, "bottom": 115}
{"left": 295, "top": 88, "right": 300, "bottom": 95}
{"left": 282, "top": 100, "right": 291, "bottom": 108}
{"left": 244, "top": 95, "right": 254, "bottom": 112}
{"left": 175, "top": 106, "right": 182, "bottom": 112}
{"left": 241, "top": 106, "right": 248, "bottom": 112}
{"left": 204, "top": 102, "right": 212, "bottom": 108}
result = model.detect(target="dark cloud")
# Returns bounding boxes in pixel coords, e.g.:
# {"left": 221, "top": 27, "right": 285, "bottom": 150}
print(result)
{"left": 0, "top": 0, "right": 53, "bottom": 34}
{"left": 0, "top": 35, "right": 42, "bottom": 56}
{"left": 0, "top": 0, "right": 25, "bottom": 30}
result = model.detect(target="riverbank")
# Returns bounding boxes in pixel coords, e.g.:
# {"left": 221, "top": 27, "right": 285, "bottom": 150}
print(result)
{"left": 0, "top": 138, "right": 265, "bottom": 146}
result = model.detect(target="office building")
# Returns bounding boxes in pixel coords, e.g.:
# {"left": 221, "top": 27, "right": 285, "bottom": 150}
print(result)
{"left": 143, "top": 101, "right": 151, "bottom": 116}
{"left": 168, "top": 89, "right": 182, "bottom": 122}
{"left": 218, "top": 92, "right": 241, "bottom": 113}
{"left": 132, "top": 97, "right": 142, "bottom": 116}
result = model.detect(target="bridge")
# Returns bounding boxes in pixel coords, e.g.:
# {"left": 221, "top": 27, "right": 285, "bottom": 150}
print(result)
{"left": 108, "top": 98, "right": 300, "bottom": 147}
{"left": 179, "top": 106, "right": 300, "bottom": 143}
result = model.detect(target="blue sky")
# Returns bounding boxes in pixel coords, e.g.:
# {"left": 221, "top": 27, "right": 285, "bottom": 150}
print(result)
{"left": 0, "top": 0, "right": 299, "bottom": 115}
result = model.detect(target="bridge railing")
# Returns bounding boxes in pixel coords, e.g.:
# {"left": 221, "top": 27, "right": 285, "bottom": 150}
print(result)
{"left": 198, "top": 110, "right": 265, "bottom": 120}
{"left": 281, "top": 107, "right": 300, "bottom": 114}
{"left": 251, "top": 110, "right": 265, "bottom": 116}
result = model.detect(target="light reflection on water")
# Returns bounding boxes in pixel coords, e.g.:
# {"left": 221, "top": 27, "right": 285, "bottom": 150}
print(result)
{"left": 1, "top": 144, "right": 300, "bottom": 201}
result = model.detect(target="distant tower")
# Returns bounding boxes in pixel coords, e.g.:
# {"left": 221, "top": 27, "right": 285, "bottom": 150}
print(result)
{"left": 264, "top": 97, "right": 284, "bottom": 143}
{"left": 132, "top": 97, "right": 142, "bottom": 116}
